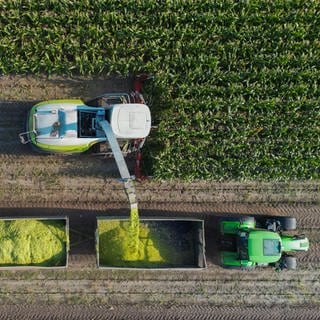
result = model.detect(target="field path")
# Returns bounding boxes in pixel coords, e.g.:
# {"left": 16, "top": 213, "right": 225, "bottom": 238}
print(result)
{"left": 1, "top": 304, "right": 320, "bottom": 320}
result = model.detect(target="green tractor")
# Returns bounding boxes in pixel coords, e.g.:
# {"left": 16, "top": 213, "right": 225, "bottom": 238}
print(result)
{"left": 220, "top": 216, "right": 309, "bottom": 271}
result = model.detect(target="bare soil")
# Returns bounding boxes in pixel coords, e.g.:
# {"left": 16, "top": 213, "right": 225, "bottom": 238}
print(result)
{"left": 0, "top": 75, "right": 319, "bottom": 319}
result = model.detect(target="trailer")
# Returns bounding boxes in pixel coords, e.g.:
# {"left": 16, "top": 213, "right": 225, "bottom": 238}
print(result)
{"left": 0, "top": 217, "right": 69, "bottom": 269}
{"left": 96, "top": 217, "right": 206, "bottom": 269}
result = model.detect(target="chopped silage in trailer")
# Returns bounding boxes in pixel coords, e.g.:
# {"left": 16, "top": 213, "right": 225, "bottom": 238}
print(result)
{"left": 0, "top": 219, "right": 68, "bottom": 267}
{"left": 97, "top": 218, "right": 206, "bottom": 268}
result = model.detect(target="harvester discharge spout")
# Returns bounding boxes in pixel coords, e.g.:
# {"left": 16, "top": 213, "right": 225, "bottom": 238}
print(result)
{"left": 98, "top": 119, "right": 137, "bottom": 208}
{"left": 98, "top": 120, "right": 131, "bottom": 180}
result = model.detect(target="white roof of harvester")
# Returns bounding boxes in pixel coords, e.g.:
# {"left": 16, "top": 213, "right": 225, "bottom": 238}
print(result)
{"left": 109, "top": 103, "right": 151, "bottom": 139}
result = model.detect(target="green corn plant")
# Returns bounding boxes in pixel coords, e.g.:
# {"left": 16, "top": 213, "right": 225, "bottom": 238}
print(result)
{"left": 0, "top": 0, "right": 319, "bottom": 180}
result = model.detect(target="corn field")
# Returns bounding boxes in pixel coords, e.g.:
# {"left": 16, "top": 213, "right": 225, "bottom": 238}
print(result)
{"left": 0, "top": 0, "right": 319, "bottom": 180}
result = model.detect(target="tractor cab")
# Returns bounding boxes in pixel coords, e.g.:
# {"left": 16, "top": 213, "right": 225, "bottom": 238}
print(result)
{"left": 241, "top": 229, "right": 282, "bottom": 264}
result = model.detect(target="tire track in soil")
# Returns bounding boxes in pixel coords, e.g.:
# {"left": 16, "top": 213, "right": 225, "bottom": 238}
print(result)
{"left": 0, "top": 267, "right": 318, "bottom": 281}
{"left": 1, "top": 203, "right": 320, "bottom": 228}
{"left": 0, "top": 305, "right": 319, "bottom": 320}
{"left": 2, "top": 278, "right": 319, "bottom": 297}
{"left": 0, "top": 101, "right": 34, "bottom": 155}
{"left": 1, "top": 278, "right": 319, "bottom": 292}
{"left": 1, "top": 182, "right": 318, "bottom": 206}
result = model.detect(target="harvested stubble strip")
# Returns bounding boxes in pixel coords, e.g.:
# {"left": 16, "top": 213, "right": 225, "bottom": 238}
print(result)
{"left": 0, "top": 220, "right": 67, "bottom": 267}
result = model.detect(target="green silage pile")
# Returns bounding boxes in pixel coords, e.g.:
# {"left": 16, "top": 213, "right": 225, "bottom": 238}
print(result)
{"left": 98, "top": 220, "right": 196, "bottom": 268}
{"left": 0, "top": 219, "right": 68, "bottom": 267}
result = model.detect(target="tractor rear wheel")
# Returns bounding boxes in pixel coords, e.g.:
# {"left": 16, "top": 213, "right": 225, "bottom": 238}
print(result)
{"left": 241, "top": 216, "right": 255, "bottom": 224}
{"left": 282, "top": 256, "right": 297, "bottom": 270}
{"left": 277, "top": 217, "right": 297, "bottom": 231}
{"left": 221, "top": 216, "right": 254, "bottom": 223}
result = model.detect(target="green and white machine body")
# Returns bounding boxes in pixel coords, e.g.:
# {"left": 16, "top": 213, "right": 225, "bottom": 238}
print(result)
{"left": 20, "top": 99, "right": 151, "bottom": 154}
{"left": 220, "top": 216, "right": 309, "bottom": 270}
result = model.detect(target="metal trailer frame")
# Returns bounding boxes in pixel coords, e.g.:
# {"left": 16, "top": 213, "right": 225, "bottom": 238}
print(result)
{"left": 96, "top": 216, "right": 207, "bottom": 270}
